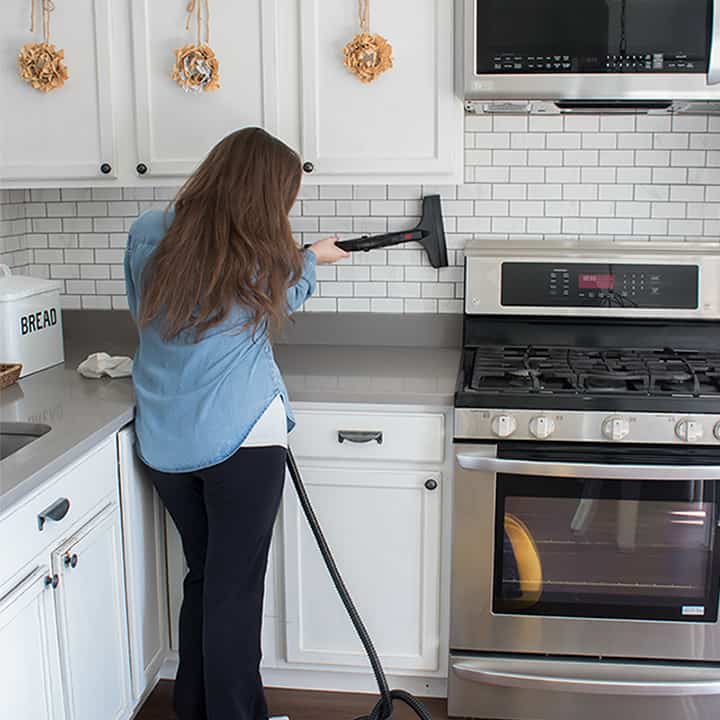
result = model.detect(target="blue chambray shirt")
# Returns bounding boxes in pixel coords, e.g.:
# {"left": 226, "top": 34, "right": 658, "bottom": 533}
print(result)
{"left": 124, "top": 209, "right": 317, "bottom": 473}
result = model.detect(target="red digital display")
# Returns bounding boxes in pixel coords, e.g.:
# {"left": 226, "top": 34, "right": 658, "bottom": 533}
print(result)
{"left": 579, "top": 273, "right": 615, "bottom": 289}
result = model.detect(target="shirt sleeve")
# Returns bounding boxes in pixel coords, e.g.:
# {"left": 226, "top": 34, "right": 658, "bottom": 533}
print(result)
{"left": 286, "top": 250, "right": 317, "bottom": 313}
{"left": 124, "top": 235, "right": 138, "bottom": 321}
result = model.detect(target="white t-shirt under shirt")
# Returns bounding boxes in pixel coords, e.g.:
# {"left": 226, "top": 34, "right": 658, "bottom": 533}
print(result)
{"left": 241, "top": 395, "right": 288, "bottom": 448}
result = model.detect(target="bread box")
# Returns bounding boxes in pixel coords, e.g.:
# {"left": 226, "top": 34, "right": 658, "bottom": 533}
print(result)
{"left": 0, "top": 265, "right": 64, "bottom": 377}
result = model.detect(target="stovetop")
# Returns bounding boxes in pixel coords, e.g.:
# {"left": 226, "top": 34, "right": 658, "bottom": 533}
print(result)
{"left": 455, "top": 345, "right": 720, "bottom": 414}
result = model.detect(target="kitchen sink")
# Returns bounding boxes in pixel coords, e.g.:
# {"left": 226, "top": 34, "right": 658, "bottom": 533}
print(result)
{"left": 0, "top": 422, "right": 51, "bottom": 461}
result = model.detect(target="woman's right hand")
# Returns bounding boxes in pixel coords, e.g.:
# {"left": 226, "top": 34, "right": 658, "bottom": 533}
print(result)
{"left": 307, "top": 235, "right": 350, "bottom": 265}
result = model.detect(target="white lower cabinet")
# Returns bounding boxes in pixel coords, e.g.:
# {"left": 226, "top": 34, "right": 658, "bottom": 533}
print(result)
{"left": 52, "top": 504, "right": 132, "bottom": 720}
{"left": 0, "top": 564, "right": 65, "bottom": 720}
{"left": 0, "top": 437, "right": 138, "bottom": 720}
{"left": 281, "top": 465, "right": 442, "bottom": 673}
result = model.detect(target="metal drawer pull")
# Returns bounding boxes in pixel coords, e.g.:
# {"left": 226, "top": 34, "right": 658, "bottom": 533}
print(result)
{"left": 456, "top": 453, "right": 720, "bottom": 481}
{"left": 63, "top": 553, "right": 78, "bottom": 568}
{"left": 37, "top": 497, "right": 70, "bottom": 531}
{"left": 453, "top": 659, "right": 720, "bottom": 697}
{"left": 337, "top": 430, "right": 383, "bottom": 445}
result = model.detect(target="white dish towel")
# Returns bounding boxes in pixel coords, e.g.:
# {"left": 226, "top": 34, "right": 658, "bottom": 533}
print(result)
{"left": 77, "top": 352, "right": 133, "bottom": 379}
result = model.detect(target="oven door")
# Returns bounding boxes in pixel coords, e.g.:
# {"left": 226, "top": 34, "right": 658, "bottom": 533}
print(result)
{"left": 451, "top": 443, "right": 720, "bottom": 661}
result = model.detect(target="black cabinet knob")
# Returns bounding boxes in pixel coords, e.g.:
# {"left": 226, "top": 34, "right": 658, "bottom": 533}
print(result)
{"left": 136, "top": 163, "right": 148, "bottom": 175}
{"left": 100, "top": 163, "right": 112, "bottom": 175}
{"left": 45, "top": 574, "right": 60, "bottom": 589}
{"left": 64, "top": 553, "right": 78, "bottom": 568}
{"left": 424, "top": 479, "right": 438, "bottom": 491}
{"left": 302, "top": 161, "right": 314, "bottom": 173}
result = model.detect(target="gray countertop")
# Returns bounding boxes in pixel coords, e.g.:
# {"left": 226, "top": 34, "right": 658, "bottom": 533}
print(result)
{"left": 1, "top": 315, "right": 460, "bottom": 516}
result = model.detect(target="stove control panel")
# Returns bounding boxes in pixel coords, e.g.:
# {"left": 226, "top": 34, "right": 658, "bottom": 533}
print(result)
{"left": 455, "top": 409, "right": 720, "bottom": 445}
{"left": 501, "top": 262, "right": 699, "bottom": 309}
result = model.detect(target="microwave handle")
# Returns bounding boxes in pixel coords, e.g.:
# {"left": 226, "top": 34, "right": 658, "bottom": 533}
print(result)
{"left": 455, "top": 453, "right": 720, "bottom": 481}
{"left": 710, "top": 0, "right": 720, "bottom": 84}
{"left": 453, "top": 659, "right": 720, "bottom": 697}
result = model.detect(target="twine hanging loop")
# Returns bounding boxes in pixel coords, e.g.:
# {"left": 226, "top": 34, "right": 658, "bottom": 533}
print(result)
{"left": 19, "top": 0, "right": 68, "bottom": 92}
{"left": 343, "top": 0, "right": 393, "bottom": 84}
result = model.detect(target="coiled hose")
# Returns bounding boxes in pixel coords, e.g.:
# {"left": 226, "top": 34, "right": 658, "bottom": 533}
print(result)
{"left": 286, "top": 449, "right": 433, "bottom": 720}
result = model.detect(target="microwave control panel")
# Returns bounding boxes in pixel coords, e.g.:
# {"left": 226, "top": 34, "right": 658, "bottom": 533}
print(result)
{"left": 501, "top": 263, "right": 699, "bottom": 309}
{"left": 488, "top": 52, "right": 701, "bottom": 73}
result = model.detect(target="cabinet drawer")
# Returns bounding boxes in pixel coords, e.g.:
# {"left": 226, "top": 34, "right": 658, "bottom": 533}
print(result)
{"left": 291, "top": 409, "right": 445, "bottom": 464}
{"left": 0, "top": 439, "right": 118, "bottom": 586}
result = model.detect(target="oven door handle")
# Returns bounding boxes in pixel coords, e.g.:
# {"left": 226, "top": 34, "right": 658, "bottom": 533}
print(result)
{"left": 453, "top": 659, "right": 720, "bottom": 696}
{"left": 710, "top": 0, "right": 720, "bottom": 84}
{"left": 456, "top": 453, "right": 720, "bottom": 481}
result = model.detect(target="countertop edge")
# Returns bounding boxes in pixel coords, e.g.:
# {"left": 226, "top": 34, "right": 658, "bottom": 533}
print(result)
{"left": 0, "top": 408, "right": 135, "bottom": 518}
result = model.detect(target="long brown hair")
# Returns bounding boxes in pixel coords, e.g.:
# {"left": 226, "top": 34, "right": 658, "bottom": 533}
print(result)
{"left": 139, "top": 127, "right": 304, "bottom": 340}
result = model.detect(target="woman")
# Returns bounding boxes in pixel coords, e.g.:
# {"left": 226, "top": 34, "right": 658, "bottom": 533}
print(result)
{"left": 124, "top": 127, "right": 348, "bottom": 720}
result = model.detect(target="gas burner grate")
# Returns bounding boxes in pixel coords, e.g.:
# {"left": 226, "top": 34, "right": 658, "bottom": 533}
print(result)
{"left": 469, "top": 346, "right": 720, "bottom": 397}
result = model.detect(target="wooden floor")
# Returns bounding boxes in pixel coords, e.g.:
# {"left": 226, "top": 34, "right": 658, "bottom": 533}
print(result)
{"left": 136, "top": 680, "right": 451, "bottom": 719}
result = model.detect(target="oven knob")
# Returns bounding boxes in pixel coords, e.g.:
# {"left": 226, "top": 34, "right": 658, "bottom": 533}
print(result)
{"left": 491, "top": 414, "right": 517, "bottom": 438}
{"left": 529, "top": 415, "right": 556, "bottom": 439}
{"left": 602, "top": 416, "right": 630, "bottom": 441}
{"left": 676, "top": 419, "right": 704, "bottom": 443}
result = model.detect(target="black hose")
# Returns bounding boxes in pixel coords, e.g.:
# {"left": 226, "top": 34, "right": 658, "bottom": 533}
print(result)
{"left": 286, "top": 449, "right": 433, "bottom": 720}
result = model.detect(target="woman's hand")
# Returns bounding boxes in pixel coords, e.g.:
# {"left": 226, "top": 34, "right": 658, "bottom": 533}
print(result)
{"left": 307, "top": 235, "right": 350, "bottom": 265}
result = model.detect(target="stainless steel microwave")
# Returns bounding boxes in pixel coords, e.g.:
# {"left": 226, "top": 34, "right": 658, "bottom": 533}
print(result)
{"left": 458, "top": 0, "right": 720, "bottom": 112}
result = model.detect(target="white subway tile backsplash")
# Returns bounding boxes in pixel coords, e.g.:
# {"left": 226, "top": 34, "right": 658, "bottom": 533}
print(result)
{"left": 319, "top": 185, "right": 353, "bottom": 200}
{"left": 508, "top": 166, "right": 545, "bottom": 183}
{"left": 655, "top": 133, "right": 689, "bottom": 150}
{"left": 492, "top": 217, "right": 526, "bottom": 233}
{"left": 7, "top": 114, "right": 720, "bottom": 313}
{"left": 495, "top": 184, "right": 528, "bottom": 200}
{"left": 92, "top": 188, "right": 123, "bottom": 201}
{"left": 580, "top": 167, "right": 615, "bottom": 183}
{"left": 492, "top": 116, "right": 528, "bottom": 132}
{"left": 371, "top": 298, "right": 404, "bottom": 313}
{"left": 599, "top": 184, "right": 634, "bottom": 201}
{"left": 635, "top": 184, "right": 669, "bottom": 201}
{"left": 528, "top": 116, "right": 564, "bottom": 132}
{"left": 547, "top": 133, "right": 581, "bottom": 149}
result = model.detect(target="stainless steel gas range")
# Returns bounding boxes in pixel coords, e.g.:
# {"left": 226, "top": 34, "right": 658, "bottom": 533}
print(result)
{"left": 449, "top": 241, "right": 720, "bottom": 720}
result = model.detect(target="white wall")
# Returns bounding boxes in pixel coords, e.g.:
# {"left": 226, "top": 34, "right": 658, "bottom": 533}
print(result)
{"left": 5, "top": 114, "right": 720, "bottom": 313}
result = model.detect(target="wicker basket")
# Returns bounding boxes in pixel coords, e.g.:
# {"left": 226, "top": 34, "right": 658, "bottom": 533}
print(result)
{"left": 0, "top": 364, "right": 22, "bottom": 389}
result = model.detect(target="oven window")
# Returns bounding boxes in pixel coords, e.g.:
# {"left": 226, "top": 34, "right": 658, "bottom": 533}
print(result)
{"left": 476, "top": 0, "right": 711, "bottom": 74}
{"left": 494, "top": 476, "right": 720, "bottom": 622}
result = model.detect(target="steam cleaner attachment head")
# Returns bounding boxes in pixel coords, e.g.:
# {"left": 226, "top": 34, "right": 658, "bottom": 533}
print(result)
{"left": 333, "top": 194, "right": 448, "bottom": 268}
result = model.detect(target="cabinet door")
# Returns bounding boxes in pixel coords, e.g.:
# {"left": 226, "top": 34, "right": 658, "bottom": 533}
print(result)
{"left": 52, "top": 505, "right": 132, "bottom": 720}
{"left": 129, "top": 0, "right": 280, "bottom": 178}
{"left": 282, "top": 465, "right": 442, "bottom": 672}
{"left": 0, "top": 0, "right": 115, "bottom": 183}
{"left": 165, "top": 511, "right": 280, "bottom": 668}
{"left": 0, "top": 565, "right": 65, "bottom": 720}
{"left": 118, "top": 428, "right": 168, "bottom": 703}
{"left": 294, "top": 0, "right": 461, "bottom": 183}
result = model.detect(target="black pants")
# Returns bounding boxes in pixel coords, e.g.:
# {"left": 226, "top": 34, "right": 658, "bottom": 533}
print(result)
{"left": 145, "top": 446, "right": 287, "bottom": 720}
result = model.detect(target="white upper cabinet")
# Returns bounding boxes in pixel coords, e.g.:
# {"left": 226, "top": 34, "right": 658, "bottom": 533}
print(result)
{"left": 0, "top": 0, "right": 115, "bottom": 183}
{"left": 287, "top": 0, "right": 462, "bottom": 184}
{"left": 129, "top": 0, "right": 280, "bottom": 178}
